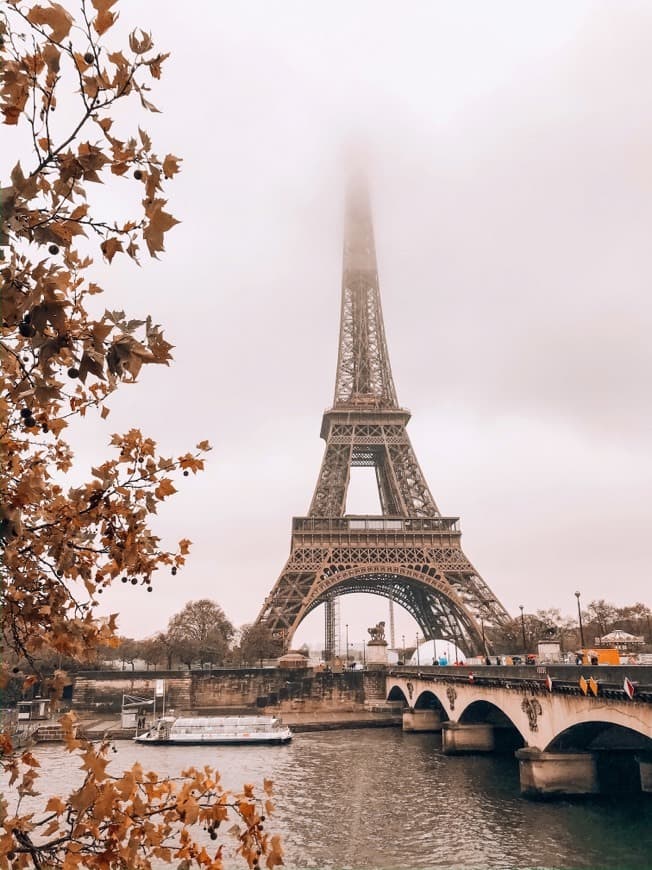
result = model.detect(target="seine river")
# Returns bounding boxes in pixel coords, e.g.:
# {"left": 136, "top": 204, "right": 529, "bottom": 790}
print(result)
{"left": 9, "top": 729, "right": 652, "bottom": 869}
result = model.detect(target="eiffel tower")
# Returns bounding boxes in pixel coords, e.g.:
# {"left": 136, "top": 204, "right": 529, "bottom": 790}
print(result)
{"left": 256, "top": 178, "right": 510, "bottom": 657}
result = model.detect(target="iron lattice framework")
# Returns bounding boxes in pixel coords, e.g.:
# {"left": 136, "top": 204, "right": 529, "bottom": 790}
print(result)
{"left": 256, "top": 178, "right": 510, "bottom": 656}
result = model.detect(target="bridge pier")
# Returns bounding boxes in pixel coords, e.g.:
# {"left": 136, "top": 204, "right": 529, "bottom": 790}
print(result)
{"left": 402, "top": 709, "right": 443, "bottom": 732}
{"left": 516, "top": 748, "right": 599, "bottom": 797}
{"left": 638, "top": 753, "right": 652, "bottom": 793}
{"left": 441, "top": 722, "right": 494, "bottom": 754}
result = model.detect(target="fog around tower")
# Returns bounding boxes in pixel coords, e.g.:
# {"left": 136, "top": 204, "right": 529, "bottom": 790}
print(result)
{"left": 59, "top": 0, "right": 652, "bottom": 643}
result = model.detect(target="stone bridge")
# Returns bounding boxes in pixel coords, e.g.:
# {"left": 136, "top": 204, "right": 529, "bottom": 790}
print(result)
{"left": 386, "top": 665, "right": 652, "bottom": 797}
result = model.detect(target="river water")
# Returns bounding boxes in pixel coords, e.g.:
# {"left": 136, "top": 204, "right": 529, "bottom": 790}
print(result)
{"left": 8, "top": 729, "right": 652, "bottom": 869}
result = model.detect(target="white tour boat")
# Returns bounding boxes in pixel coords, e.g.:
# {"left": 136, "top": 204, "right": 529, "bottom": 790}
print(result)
{"left": 134, "top": 715, "right": 292, "bottom": 745}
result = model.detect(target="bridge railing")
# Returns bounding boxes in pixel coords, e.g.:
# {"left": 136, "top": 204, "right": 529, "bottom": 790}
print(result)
{"left": 388, "top": 665, "right": 652, "bottom": 703}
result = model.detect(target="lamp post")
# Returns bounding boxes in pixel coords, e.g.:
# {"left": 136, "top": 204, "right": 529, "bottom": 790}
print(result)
{"left": 519, "top": 605, "right": 527, "bottom": 653}
{"left": 451, "top": 624, "right": 459, "bottom": 664}
{"left": 575, "top": 591, "right": 585, "bottom": 648}
{"left": 345, "top": 623, "right": 349, "bottom": 665}
{"left": 362, "top": 640, "right": 366, "bottom": 668}
{"left": 480, "top": 616, "right": 487, "bottom": 661}
{"left": 415, "top": 633, "right": 420, "bottom": 667}
{"left": 401, "top": 634, "right": 405, "bottom": 664}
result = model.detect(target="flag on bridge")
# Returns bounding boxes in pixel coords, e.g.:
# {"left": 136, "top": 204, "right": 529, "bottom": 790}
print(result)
{"left": 578, "top": 675, "right": 588, "bottom": 695}
{"left": 545, "top": 674, "right": 553, "bottom": 692}
{"left": 623, "top": 677, "right": 636, "bottom": 700}
{"left": 588, "top": 677, "right": 599, "bottom": 697}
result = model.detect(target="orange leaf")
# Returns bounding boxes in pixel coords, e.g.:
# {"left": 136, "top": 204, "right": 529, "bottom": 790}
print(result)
{"left": 154, "top": 478, "right": 176, "bottom": 500}
{"left": 129, "top": 29, "right": 153, "bottom": 54}
{"left": 101, "top": 237, "right": 123, "bottom": 262}
{"left": 162, "top": 154, "right": 182, "bottom": 179}
{"left": 45, "top": 796, "right": 67, "bottom": 815}
{"left": 27, "top": 3, "right": 73, "bottom": 42}
{"left": 91, "top": 0, "right": 119, "bottom": 35}
{"left": 143, "top": 198, "right": 179, "bottom": 257}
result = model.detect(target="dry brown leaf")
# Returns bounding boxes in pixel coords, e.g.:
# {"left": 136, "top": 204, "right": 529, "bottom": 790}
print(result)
{"left": 101, "top": 237, "right": 123, "bottom": 262}
{"left": 27, "top": 3, "right": 73, "bottom": 42}
{"left": 162, "top": 153, "right": 182, "bottom": 178}
{"left": 143, "top": 198, "right": 178, "bottom": 256}
{"left": 91, "top": 0, "right": 119, "bottom": 35}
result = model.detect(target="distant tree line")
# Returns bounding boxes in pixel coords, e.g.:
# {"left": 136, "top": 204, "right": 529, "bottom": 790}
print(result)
{"left": 4, "top": 599, "right": 284, "bottom": 677}
{"left": 488, "top": 600, "right": 652, "bottom": 654}
{"left": 99, "top": 600, "right": 284, "bottom": 671}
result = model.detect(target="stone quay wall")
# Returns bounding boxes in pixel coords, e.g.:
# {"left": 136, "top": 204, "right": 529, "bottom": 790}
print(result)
{"left": 72, "top": 668, "right": 388, "bottom": 714}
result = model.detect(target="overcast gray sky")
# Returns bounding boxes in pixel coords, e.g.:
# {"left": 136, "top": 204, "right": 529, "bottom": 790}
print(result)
{"left": 58, "top": 0, "right": 651, "bottom": 645}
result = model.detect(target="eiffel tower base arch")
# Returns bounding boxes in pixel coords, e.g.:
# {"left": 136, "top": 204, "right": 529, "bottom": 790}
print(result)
{"left": 257, "top": 516, "right": 506, "bottom": 657}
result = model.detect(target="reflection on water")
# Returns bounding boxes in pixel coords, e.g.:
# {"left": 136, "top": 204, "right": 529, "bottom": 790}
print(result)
{"left": 5, "top": 730, "right": 652, "bottom": 869}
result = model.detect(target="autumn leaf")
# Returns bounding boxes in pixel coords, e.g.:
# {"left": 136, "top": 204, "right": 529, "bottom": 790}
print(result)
{"left": 162, "top": 153, "right": 182, "bottom": 178}
{"left": 154, "top": 478, "right": 176, "bottom": 500}
{"left": 91, "top": 0, "right": 119, "bottom": 35}
{"left": 101, "top": 237, "right": 123, "bottom": 262}
{"left": 27, "top": 3, "right": 73, "bottom": 43}
{"left": 45, "top": 796, "right": 67, "bottom": 815}
{"left": 129, "top": 28, "right": 153, "bottom": 54}
{"left": 42, "top": 42, "right": 61, "bottom": 73}
{"left": 143, "top": 198, "right": 179, "bottom": 256}
{"left": 21, "top": 751, "right": 41, "bottom": 767}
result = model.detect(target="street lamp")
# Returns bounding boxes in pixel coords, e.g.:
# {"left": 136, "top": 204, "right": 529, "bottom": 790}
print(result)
{"left": 519, "top": 605, "right": 527, "bottom": 653}
{"left": 451, "top": 624, "right": 460, "bottom": 664}
{"left": 345, "top": 623, "right": 349, "bottom": 665}
{"left": 575, "top": 591, "right": 585, "bottom": 649}
{"left": 480, "top": 616, "right": 487, "bottom": 661}
{"left": 362, "top": 640, "right": 366, "bottom": 668}
{"left": 415, "top": 633, "right": 420, "bottom": 667}
{"left": 401, "top": 634, "right": 405, "bottom": 664}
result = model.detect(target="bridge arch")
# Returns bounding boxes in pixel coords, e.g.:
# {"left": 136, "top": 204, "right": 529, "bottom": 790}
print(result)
{"left": 387, "top": 685, "right": 409, "bottom": 707}
{"left": 414, "top": 689, "right": 449, "bottom": 719}
{"left": 545, "top": 721, "right": 652, "bottom": 795}
{"left": 546, "top": 720, "right": 652, "bottom": 753}
{"left": 458, "top": 698, "right": 525, "bottom": 750}
{"left": 544, "top": 706, "right": 652, "bottom": 752}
